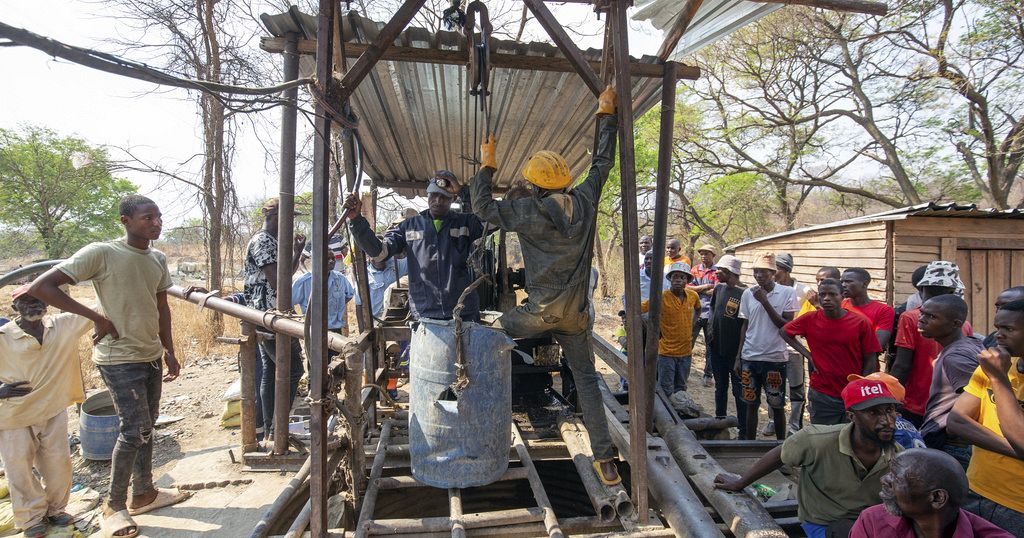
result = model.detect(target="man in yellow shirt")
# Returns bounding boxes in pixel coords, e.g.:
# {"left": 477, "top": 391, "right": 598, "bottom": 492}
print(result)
{"left": 948, "top": 300, "right": 1024, "bottom": 535}
{"left": 642, "top": 261, "right": 700, "bottom": 397}
{"left": 664, "top": 238, "right": 691, "bottom": 267}
{"left": 0, "top": 286, "right": 92, "bottom": 538}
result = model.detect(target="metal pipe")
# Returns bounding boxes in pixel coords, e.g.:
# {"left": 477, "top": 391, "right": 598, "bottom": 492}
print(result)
{"left": 598, "top": 381, "right": 724, "bottom": 537}
{"left": 274, "top": 30, "right": 301, "bottom": 457}
{"left": 364, "top": 508, "right": 546, "bottom": 535}
{"left": 449, "top": 488, "right": 466, "bottom": 538}
{"left": 239, "top": 321, "right": 259, "bottom": 452}
{"left": 249, "top": 456, "right": 312, "bottom": 538}
{"left": 168, "top": 286, "right": 358, "bottom": 354}
{"left": 609, "top": 0, "right": 648, "bottom": 522}
{"left": 0, "top": 259, "right": 61, "bottom": 286}
{"left": 652, "top": 398, "right": 786, "bottom": 537}
{"left": 556, "top": 416, "right": 629, "bottom": 523}
{"left": 511, "top": 424, "right": 564, "bottom": 538}
{"left": 355, "top": 419, "right": 393, "bottom": 538}
{"left": 283, "top": 501, "right": 312, "bottom": 538}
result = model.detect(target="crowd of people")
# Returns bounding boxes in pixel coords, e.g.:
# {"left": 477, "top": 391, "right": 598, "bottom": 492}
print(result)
{"left": 1, "top": 81, "right": 1022, "bottom": 538}
{"left": 616, "top": 240, "right": 1023, "bottom": 537}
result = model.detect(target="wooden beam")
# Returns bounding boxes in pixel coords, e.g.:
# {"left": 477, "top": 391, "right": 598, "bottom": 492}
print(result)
{"left": 655, "top": 0, "right": 704, "bottom": 61}
{"left": 335, "top": 0, "right": 427, "bottom": 102}
{"left": 523, "top": 0, "right": 606, "bottom": 95}
{"left": 752, "top": 0, "right": 888, "bottom": 16}
{"left": 261, "top": 36, "right": 701, "bottom": 80}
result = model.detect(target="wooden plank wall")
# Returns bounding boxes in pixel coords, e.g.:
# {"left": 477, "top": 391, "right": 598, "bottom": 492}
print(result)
{"left": 733, "top": 222, "right": 889, "bottom": 299}
{"left": 895, "top": 216, "right": 1024, "bottom": 334}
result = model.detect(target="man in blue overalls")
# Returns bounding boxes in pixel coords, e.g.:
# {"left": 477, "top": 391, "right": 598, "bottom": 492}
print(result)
{"left": 342, "top": 171, "right": 484, "bottom": 322}
{"left": 470, "top": 86, "right": 621, "bottom": 485}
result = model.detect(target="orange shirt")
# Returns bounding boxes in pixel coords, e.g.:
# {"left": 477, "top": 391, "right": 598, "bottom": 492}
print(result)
{"left": 641, "top": 288, "right": 700, "bottom": 356}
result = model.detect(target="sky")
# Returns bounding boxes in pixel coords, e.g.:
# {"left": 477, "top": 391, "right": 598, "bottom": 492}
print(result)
{"left": 0, "top": 1, "right": 665, "bottom": 227}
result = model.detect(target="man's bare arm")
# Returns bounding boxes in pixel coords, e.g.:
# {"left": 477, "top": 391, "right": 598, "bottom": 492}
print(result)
{"left": 713, "top": 445, "right": 783, "bottom": 492}
{"left": 891, "top": 346, "right": 914, "bottom": 385}
{"left": 948, "top": 393, "right": 1018, "bottom": 458}
{"left": 27, "top": 268, "right": 119, "bottom": 342}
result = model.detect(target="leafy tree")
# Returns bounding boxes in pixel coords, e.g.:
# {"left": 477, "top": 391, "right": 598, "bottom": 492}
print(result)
{"left": 0, "top": 126, "right": 137, "bottom": 258}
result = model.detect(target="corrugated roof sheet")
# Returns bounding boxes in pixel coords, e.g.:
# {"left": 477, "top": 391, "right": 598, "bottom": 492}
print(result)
{"left": 633, "top": 0, "right": 784, "bottom": 60}
{"left": 729, "top": 202, "right": 1024, "bottom": 250}
{"left": 261, "top": 8, "right": 665, "bottom": 196}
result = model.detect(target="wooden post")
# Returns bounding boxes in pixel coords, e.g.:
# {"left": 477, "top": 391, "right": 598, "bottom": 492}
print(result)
{"left": 655, "top": 0, "right": 704, "bottom": 61}
{"left": 239, "top": 321, "right": 259, "bottom": 453}
{"left": 610, "top": 0, "right": 648, "bottom": 523}
{"left": 336, "top": 0, "right": 428, "bottom": 103}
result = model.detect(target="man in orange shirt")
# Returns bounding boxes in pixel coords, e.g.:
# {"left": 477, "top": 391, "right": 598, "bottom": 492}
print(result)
{"left": 664, "top": 238, "right": 691, "bottom": 266}
{"left": 642, "top": 261, "right": 701, "bottom": 397}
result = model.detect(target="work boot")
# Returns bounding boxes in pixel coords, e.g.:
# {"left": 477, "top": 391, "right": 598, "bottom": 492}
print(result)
{"left": 593, "top": 458, "right": 622, "bottom": 486}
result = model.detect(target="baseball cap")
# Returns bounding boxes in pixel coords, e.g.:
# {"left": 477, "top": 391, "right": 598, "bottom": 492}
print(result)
{"left": 717, "top": 254, "right": 742, "bottom": 276}
{"left": 752, "top": 252, "right": 777, "bottom": 271}
{"left": 697, "top": 244, "right": 717, "bottom": 256}
{"left": 842, "top": 378, "right": 901, "bottom": 411}
{"left": 775, "top": 253, "right": 794, "bottom": 271}
{"left": 426, "top": 170, "right": 460, "bottom": 198}
{"left": 847, "top": 372, "right": 905, "bottom": 403}
{"left": 666, "top": 261, "right": 692, "bottom": 279}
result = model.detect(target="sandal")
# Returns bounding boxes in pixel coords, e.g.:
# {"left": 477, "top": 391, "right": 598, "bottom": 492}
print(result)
{"left": 100, "top": 509, "right": 139, "bottom": 538}
{"left": 48, "top": 512, "right": 76, "bottom": 526}
{"left": 592, "top": 458, "right": 622, "bottom": 486}
{"left": 23, "top": 522, "right": 48, "bottom": 538}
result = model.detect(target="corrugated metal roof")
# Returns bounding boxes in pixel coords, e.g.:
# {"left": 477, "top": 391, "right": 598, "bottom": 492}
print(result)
{"left": 633, "top": 0, "right": 784, "bottom": 60}
{"left": 261, "top": 8, "right": 665, "bottom": 196}
{"left": 729, "top": 202, "right": 1024, "bottom": 250}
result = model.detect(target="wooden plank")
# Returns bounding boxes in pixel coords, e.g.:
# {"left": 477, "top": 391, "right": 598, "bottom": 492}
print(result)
{"left": 970, "top": 251, "right": 988, "bottom": 333}
{"left": 941, "top": 237, "right": 958, "bottom": 261}
{"left": 898, "top": 217, "right": 1024, "bottom": 239}
{"left": 739, "top": 239, "right": 890, "bottom": 251}
{"left": 988, "top": 250, "right": 1009, "bottom": 327}
{"left": 656, "top": 0, "right": 704, "bottom": 60}
{"left": 959, "top": 249, "right": 973, "bottom": 325}
{"left": 896, "top": 253, "right": 940, "bottom": 265}
{"left": 261, "top": 37, "right": 701, "bottom": 80}
{"left": 895, "top": 235, "right": 941, "bottom": 247}
{"left": 1012, "top": 251, "right": 1024, "bottom": 286}
{"left": 957, "top": 238, "right": 1024, "bottom": 250}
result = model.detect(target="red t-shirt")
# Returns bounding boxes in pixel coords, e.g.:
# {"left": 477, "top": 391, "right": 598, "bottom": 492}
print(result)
{"left": 895, "top": 308, "right": 973, "bottom": 416}
{"left": 784, "top": 309, "right": 882, "bottom": 397}
{"left": 841, "top": 298, "right": 895, "bottom": 333}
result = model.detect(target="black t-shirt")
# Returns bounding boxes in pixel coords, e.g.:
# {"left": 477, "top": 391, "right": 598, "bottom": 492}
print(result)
{"left": 708, "top": 283, "right": 745, "bottom": 360}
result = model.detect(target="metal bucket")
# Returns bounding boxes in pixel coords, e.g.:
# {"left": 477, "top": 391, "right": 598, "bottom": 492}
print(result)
{"left": 79, "top": 390, "right": 119, "bottom": 461}
{"left": 408, "top": 318, "right": 514, "bottom": 488}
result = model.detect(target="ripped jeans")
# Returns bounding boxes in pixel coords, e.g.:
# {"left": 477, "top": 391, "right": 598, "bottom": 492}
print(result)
{"left": 98, "top": 360, "right": 162, "bottom": 506}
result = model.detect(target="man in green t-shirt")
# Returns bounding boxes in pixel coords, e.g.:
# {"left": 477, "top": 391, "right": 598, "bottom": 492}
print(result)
{"left": 29, "top": 195, "right": 188, "bottom": 538}
{"left": 713, "top": 377, "right": 902, "bottom": 538}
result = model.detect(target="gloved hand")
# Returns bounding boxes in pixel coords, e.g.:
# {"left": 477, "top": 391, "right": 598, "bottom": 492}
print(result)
{"left": 597, "top": 85, "right": 616, "bottom": 115}
{"left": 481, "top": 134, "right": 497, "bottom": 170}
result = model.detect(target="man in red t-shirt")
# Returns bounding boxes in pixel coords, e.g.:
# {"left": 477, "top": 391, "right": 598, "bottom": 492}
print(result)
{"left": 781, "top": 278, "right": 881, "bottom": 425}
{"left": 892, "top": 261, "right": 971, "bottom": 426}
{"left": 841, "top": 267, "right": 895, "bottom": 354}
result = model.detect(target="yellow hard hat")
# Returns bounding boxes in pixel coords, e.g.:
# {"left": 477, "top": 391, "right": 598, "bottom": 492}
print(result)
{"left": 522, "top": 150, "right": 572, "bottom": 190}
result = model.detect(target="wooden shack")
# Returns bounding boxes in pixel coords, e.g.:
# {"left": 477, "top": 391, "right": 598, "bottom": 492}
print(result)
{"left": 728, "top": 203, "right": 1024, "bottom": 334}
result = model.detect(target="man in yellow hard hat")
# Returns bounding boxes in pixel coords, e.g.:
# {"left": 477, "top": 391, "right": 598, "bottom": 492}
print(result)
{"left": 470, "top": 85, "right": 621, "bottom": 485}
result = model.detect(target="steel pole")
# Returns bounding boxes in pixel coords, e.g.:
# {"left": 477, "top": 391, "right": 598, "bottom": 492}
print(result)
{"left": 310, "top": 1, "right": 335, "bottom": 534}
{"left": 273, "top": 31, "right": 301, "bottom": 456}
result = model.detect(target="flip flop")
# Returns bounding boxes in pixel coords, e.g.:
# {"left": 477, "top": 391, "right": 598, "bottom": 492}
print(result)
{"left": 128, "top": 487, "right": 192, "bottom": 516}
{"left": 23, "top": 522, "right": 48, "bottom": 538}
{"left": 100, "top": 509, "right": 138, "bottom": 538}
{"left": 592, "top": 458, "right": 622, "bottom": 486}
{"left": 48, "top": 512, "right": 76, "bottom": 526}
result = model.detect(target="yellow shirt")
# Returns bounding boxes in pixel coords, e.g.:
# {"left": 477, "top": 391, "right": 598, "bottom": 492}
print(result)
{"left": 641, "top": 288, "right": 700, "bottom": 357}
{"left": 797, "top": 299, "right": 816, "bottom": 318}
{"left": 963, "top": 359, "right": 1024, "bottom": 512}
{"left": 0, "top": 313, "right": 92, "bottom": 429}
{"left": 664, "top": 255, "right": 692, "bottom": 267}
{"left": 57, "top": 239, "right": 173, "bottom": 365}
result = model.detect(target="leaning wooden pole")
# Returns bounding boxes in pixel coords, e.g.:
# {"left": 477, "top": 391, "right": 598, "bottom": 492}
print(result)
{"left": 309, "top": 0, "right": 335, "bottom": 533}
{"left": 610, "top": 0, "right": 649, "bottom": 523}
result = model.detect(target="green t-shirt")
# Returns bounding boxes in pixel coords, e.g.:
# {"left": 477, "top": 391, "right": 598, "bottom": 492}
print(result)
{"left": 780, "top": 423, "right": 901, "bottom": 525}
{"left": 57, "top": 238, "right": 173, "bottom": 365}
{"left": 433, "top": 219, "right": 442, "bottom": 232}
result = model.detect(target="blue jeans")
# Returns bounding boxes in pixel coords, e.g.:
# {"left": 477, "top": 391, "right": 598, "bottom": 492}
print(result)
{"left": 800, "top": 522, "right": 826, "bottom": 538}
{"left": 97, "top": 360, "right": 162, "bottom": 506}
{"left": 657, "top": 354, "right": 692, "bottom": 396}
{"left": 259, "top": 338, "right": 304, "bottom": 436}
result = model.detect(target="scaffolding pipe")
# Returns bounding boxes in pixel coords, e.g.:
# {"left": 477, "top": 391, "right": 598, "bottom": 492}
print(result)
{"left": 239, "top": 321, "right": 259, "bottom": 452}
{"left": 652, "top": 399, "right": 787, "bottom": 537}
{"left": 512, "top": 424, "right": 564, "bottom": 538}
{"left": 449, "top": 488, "right": 466, "bottom": 538}
{"left": 168, "top": 286, "right": 359, "bottom": 354}
{"left": 273, "top": 30, "right": 301, "bottom": 456}
{"left": 557, "top": 415, "right": 633, "bottom": 523}
{"left": 355, "top": 420, "right": 394, "bottom": 538}
{"left": 599, "top": 382, "right": 724, "bottom": 537}
{"left": 249, "top": 456, "right": 311, "bottom": 538}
